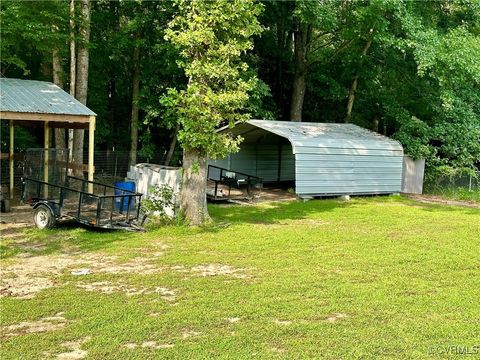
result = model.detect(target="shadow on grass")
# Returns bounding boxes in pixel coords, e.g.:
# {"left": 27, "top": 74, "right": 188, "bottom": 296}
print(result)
{"left": 1, "top": 220, "right": 133, "bottom": 260}
{"left": 208, "top": 198, "right": 346, "bottom": 225}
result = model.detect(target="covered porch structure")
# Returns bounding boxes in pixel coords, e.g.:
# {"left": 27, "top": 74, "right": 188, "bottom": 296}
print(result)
{"left": 0, "top": 78, "right": 96, "bottom": 198}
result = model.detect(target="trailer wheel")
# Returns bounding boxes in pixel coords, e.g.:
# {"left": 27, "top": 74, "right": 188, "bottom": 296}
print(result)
{"left": 34, "top": 205, "right": 56, "bottom": 229}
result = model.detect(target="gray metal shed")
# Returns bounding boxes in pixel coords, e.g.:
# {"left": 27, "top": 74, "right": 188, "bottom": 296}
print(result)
{"left": 210, "top": 120, "right": 404, "bottom": 197}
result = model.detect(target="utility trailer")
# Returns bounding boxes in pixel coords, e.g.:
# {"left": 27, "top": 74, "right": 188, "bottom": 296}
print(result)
{"left": 207, "top": 165, "right": 263, "bottom": 201}
{"left": 22, "top": 149, "right": 144, "bottom": 231}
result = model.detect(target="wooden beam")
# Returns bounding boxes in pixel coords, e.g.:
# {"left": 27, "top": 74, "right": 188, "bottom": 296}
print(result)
{"left": 0, "top": 153, "right": 23, "bottom": 161}
{"left": 0, "top": 111, "right": 91, "bottom": 123}
{"left": 49, "top": 122, "right": 89, "bottom": 129}
{"left": 49, "top": 159, "right": 92, "bottom": 172}
{"left": 5, "top": 120, "right": 89, "bottom": 129}
{"left": 44, "top": 121, "right": 50, "bottom": 197}
{"left": 88, "top": 116, "right": 96, "bottom": 193}
{"left": 9, "top": 120, "right": 14, "bottom": 199}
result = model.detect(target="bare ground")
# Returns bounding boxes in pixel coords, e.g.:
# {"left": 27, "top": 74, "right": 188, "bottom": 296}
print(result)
{"left": 0, "top": 313, "right": 68, "bottom": 337}
{"left": 0, "top": 251, "right": 167, "bottom": 299}
{"left": 404, "top": 194, "right": 480, "bottom": 208}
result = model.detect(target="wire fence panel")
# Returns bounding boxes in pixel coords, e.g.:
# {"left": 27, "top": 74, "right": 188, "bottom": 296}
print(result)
{"left": 1, "top": 148, "right": 167, "bottom": 195}
{"left": 427, "top": 171, "right": 480, "bottom": 191}
{"left": 84, "top": 149, "right": 167, "bottom": 183}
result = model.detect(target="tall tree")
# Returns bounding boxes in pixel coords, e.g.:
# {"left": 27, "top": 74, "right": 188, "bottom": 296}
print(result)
{"left": 164, "top": 0, "right": 263, "bottom": 225}
{"left": 288, "top": 0, "right": 344, "bottom": 121}
{"left": 290, "top": 21, "right": 311, "bottom": 121}
{"left": 52, "top": 49, "right": 66, "bottom": 149}
{"left": 129, "top": 31, "right": 141, "bottom": 168}
{"left": 68, "top": 0, "right": 76, "bottom": 157}
{"left": 345, "top": 38, "right": 372, "bottom": 123}
{"left": 73, "top": 0, "right": 91, "bottom": 176}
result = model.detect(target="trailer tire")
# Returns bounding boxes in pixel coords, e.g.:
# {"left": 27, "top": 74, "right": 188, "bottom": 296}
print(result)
{"left": 34, "top": 205, "right": 56, "bottom": 229}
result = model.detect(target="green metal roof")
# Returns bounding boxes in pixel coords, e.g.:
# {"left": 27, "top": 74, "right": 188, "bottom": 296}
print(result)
{"left": 0, "top": 78, "right": 96, "bottom": 116}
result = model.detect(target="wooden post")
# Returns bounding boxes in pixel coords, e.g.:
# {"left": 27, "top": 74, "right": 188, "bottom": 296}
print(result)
{"left": 44, "top": 121, "right": 50, "bottom": 197}
{"left": 88, "top": 116, "right": 95, "bottom": 193}
{"left": 9, "top": 120, "right": 14, "bottom": 199}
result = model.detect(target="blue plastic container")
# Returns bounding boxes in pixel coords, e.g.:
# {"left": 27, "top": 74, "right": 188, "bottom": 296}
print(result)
{"left": 114, "top": 181, "right": 136, "bottom": 212}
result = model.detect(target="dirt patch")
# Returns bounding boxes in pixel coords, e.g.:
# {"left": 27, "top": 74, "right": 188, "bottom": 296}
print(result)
{"left": 324, "top": 313, "right": 348, "bottom": 323}
{"left": 226, "top": 317, "right": 241, "bottom": 324}
{"left": 182, "top": 330, "right": 201, "bottom": 339}
{"left": 124, "top": 341, "right": 174, "bottom": 349}
{"left": 0, "top": 252, "right": 167, "bottom": 299}
{"left": 405, "top": 194, "right": 480, "bottom": 208}
{"left": 190, "top": 264, "right": 248, "bottom": 279}
{"left": 76, "top": 281, "right": 176, "bottom": 300}
{"left": 0, "top": 255, "right": 87, "bottom": 299}
{"left": 1, "top": 313, "right": 68, "bottom": 337}
{"left": 80, "top": 254, "right": 162, "bottom": 275}
{"left": 0, "top": 204, "right": 33, "bottom": 228}
{"left": 56, "top": 337, "right": 91, "bottom": 360}
{"left": 274, "top": 319, "right": 292, "bottom": 326}
{"left": 270, "top": 347, "right": 287, "bottom": 354}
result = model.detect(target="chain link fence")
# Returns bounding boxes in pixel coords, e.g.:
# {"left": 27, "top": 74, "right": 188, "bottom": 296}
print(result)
{"left": 423, "top": 170, "right": 480, "bottom": 201}
{"left": 425, "top": 171, "right": 480, "bottom": 191}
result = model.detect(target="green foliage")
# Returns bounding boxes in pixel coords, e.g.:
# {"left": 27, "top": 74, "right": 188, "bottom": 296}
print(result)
{"left": 141, "top": 184, "right": 175, "bottom": 223}
{"left": 0, "top": 123, "right": 38, "bottom": 152}
{"left": 162, "top": 0, "right": 263, "bottom": 159}
{"left": 391, "top": 1, "right": 480, "bottom": 174}
{"left": 2, "top": 0, "right": 478, "bottom": 177}
{"left": 393, "top": 116, "right": 432, "bottom": 160}
{"left": 0, "top": 0, "right": 68, "bottom": 75}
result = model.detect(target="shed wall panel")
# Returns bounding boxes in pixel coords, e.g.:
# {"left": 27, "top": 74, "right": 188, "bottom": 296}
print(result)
{"left": 294, "top": 145, "right": 403, "bottom": 196}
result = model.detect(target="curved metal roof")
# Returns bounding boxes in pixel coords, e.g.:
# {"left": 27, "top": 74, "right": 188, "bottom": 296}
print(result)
{"left": 221, "top": 120, "right": 403, "bottom": 152}
{"left": 0, "top": 78, "right": 96, "bottom": 116}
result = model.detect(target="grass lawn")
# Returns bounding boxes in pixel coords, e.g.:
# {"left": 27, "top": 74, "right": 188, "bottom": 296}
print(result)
{"left": 424, "top": 187, "right": 480, "bottom": 202}
{"left": 1, "top": 196, "right": 479, "bottom": 359}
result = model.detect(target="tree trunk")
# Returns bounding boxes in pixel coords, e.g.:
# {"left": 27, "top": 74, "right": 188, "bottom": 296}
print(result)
{"left": 180, "top": 148, "right": 210, "bottom": 226}
{"left": 345, "top": 76, "right": 359, "bottom": 123}
{"left": 290, "top": 24, "right": 310, "bottom": 122}
{"left": 290, "top": 71, "right": 306, "bottom": 122}
{"left": 129, "top": 37, "right": 141, "bottom": 168}
{"left": 373, "top": 116, "right": 379, "bottom": 133}
{"left": 164, "top": 123, "right": 180, "bottom": 166}
{"left": 73, "top": 0, "right": 91, "bottom": 177}
{"left": 345, "top": 39, "right": 372, "bottom": 123}
{"left": 68, "top": 0, "right": 76, "bottom": 159}
{"left": 52, "top": 49, "right": 66, "bottom": 149}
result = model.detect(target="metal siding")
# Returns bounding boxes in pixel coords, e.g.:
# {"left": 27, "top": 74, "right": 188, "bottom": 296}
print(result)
{"left": 230, "top": 144, "right": 257, "bottom": 176}
{"left": 208, "top": 157, "right": 229, "bottom": 169}
{"left": 280, "top": 142, "right": 295, "bottom": 181}
{"left": 255, "top": 143, "right": 280, "bottom": 181}
{"left": 295, "top": 146, "right": 403, "bottom": 156}
{"left": 295, "top": 147, "right": 403, "bottom": 196}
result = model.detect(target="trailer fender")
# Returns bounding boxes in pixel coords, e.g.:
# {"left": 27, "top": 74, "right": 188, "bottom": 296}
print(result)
{"left": 33, "top": 201, "right": 60, "bottom": 218}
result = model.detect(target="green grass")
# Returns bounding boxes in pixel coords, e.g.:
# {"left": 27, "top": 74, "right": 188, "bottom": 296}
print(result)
{"left": 424, "top": 186, "right": 480, "bottom": 202}
{"left": 1, "top": 196, "right": 479, "bottom": 359}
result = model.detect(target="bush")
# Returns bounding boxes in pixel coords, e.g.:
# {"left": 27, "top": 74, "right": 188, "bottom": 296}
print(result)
{"left": 141, "top": 184, "right": 175, "bottom": 223}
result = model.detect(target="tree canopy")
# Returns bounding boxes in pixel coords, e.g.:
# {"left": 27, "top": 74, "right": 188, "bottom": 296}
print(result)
{"left": 1, "top": 0, "right": 479, "bottom": 178}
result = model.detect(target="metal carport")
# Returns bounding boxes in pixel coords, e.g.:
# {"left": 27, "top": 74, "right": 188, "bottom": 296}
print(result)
{"left": 212, "top": 120, "right": 404, "bottom": 198}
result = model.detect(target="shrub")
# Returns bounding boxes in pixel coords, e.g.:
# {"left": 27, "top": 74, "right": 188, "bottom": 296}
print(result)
{"left": 141, "top": 184, "right": 175, "bottom": 223}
